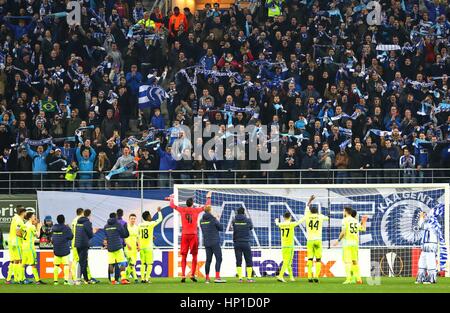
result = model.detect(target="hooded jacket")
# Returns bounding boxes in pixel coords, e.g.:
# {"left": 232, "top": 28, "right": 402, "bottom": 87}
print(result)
{"left": 200, "top": 211, "right": 223, "bottom": 247}
{"left": 104, "top": 217, "right": 129, "bottom": 252}
{"left": 232, "top": 213, "right": 253, "bottom": 244}
{"left": 51, "top": 223, "right": 73, "bottom": 257}
{"left": 75, "top": 216, "right": 94, "bottom": 248}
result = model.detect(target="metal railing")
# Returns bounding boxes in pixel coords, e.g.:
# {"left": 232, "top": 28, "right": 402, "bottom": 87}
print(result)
{"left": 0, "top": 168, "right": 449, "bottom": 193}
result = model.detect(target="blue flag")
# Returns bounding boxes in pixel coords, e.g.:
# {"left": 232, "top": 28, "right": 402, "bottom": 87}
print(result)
{"left": 138, "top": 85, "right": 168, "bottom": 110}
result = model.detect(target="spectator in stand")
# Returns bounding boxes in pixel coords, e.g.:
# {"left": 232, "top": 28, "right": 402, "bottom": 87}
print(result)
{"left": 382, "top": 139, "right": 400, "bottom": 183}
{"left": 317, "top": 142, "right": 335, "bottom": 183}
{"left": 26, "top": 143, "right": 52, "bottom": 188}
{"left": 0, "top": 0, "right": 449, "bottom": 190}
{"left": 168, "top": 7, "right": 188, "bottom": 44}
{"left": 150, "top": 108, "right": 165, "bottom": 129}
{"left": 365, "top": 144, "right": 382, "bottom": 183}
{"left": 110, "top": 147, "right": 136, "bottom": 188}
{"left": 46, "top": 147, "right": 67, "bottom": 189}
{"left": 300, "top": 145, "right": 318, "bottom": 184}
{"left": 157, "top": 145, "right": 176, "bottom": 187}
{"left": 399, "top": 147, "right": 416, "bottom": 183}
{"left": 95, "top": 151, "right": 111, "bottom": 189}
{"left": 75, "top": 143, "right": 97, "bottom": 189}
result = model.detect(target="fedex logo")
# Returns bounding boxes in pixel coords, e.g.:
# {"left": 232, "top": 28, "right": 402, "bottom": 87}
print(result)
{"left": 252, "top": 250, "right": 336, "bottom": 278}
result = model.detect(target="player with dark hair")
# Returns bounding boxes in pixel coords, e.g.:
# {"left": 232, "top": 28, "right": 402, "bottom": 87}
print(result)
{"left": 104, "top": 212, "right": 130, "bottom": 285}
{"left": 52, "top": 214, "right": 73, "bottom": 285}
{"left": 275, "top": 211, "right": 302, "bottom": 282}
{"left": 71, "top": 208, "right": 83, "bottom": 281}
{"left": 6, "top": 206, "right": 27, "bottom": 284}
{"left": 138, "top": 207, "right": 162, "bottom": 283}
{"left": 299, "top": 195, "right": 329, "bottom": 283}
{"left": 125, "top": 213, "right": 139, "bottom": 282}
{"left": 22, "top": 212, "right": 45, "bottom": 284}
{"left": 169, "top": 191, "right": 212, "bottom": 283}
{"left": 232, "top": 206, "right": 254, "bottom": 282}
{"left": 335, "top": 207, "right": 367, "bottom": 284}
{"left": 74, "top": 209, "right": 95, "bottom": 285}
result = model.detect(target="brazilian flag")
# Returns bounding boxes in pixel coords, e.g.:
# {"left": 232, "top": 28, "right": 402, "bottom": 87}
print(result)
{"left": 40, "top": 99, "right": 57, "bottom": 113}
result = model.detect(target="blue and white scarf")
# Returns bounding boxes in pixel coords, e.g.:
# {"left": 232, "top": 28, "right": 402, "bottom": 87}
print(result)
{"left": 428, "top": 203, "right": 447, "bottom": 271}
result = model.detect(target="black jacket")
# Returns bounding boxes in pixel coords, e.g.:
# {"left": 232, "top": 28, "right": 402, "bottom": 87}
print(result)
{"left": 104, "top": 217, "right": 129, "bottom": 252}
{"left": 200, "top": 212, "right": 223, "bottom": 247}
{"left": 52, "top": 223, "right": 73, "bottom": 257}
{"left": 75, "top": 216, "right": 94, "bottom": 248}
{"left": 232, "top": 214, "right": 253, "bottom": 244}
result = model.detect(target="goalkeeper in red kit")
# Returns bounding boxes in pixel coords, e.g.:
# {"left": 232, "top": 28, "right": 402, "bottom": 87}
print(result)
{"left": 170, "top": 191, "right": 212, "bottom": 282}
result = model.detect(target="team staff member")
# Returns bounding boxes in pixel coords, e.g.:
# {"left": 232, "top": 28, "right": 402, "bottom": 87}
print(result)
{"left": 52, "top": 214, "right": 74, "bottom": 285}
{"left": 104, "top": 212, "right": 130, "bottom": 285}
{"left": 74, "top": 209, "right": 96, "bottom": 285}
{"left": 232, "top": 207, "right": 254, "bottom": 283}
{"left": 200, "top": 205, "right": 225, "bottom": 283}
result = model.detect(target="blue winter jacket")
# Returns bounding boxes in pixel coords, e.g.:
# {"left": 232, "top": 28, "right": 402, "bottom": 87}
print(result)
{"left": 200, "top": 212, "right": 223, "bottom": 247}
{"left": 232, "top": 214, "right": 253, "bottom": 244}
{"left": 52, "top": 223, "right": 73, "bottom": 257}
{"left": 26, "top": 144, "right": 52, "bottom": 173}
{"left": 75, "top": 216, "right": 94, "bottom": 249}
{"left": 104, "top": 217, "right": 129, "bottom": 252}
{"left": 76, "top": 147, "right": 97, "bottom": 178}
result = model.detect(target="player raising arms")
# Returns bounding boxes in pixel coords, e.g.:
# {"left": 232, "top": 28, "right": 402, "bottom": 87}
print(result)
{"left": 299, "top": 195, "right": 329, "bottom": 283}
{"left": 5, "top": 206, "right": 27, "bottom": 284}
{"left": 138, "top": 207, "right": 163, "bottom": 283}
{"left": 22, "top": 212, "right": 45, "bottom": 284}
{"left": 170, "top": 191, "right": 212, "bottom": 283}
{"left": 275, "top": 212, "right": 302, "bottom": 282}
{"left": 334, "top": 207, "right": 367, "bottom": 284}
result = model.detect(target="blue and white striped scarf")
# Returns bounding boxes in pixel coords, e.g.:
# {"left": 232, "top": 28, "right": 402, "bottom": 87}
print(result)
{"left": 24, "top": 137, "right": 53, "bottom": 146}
{"left": 428, "top": 203, "right": 447, "bottom": 271}
{"left": 338, "top": 127, "right": 352, "bottom": 138}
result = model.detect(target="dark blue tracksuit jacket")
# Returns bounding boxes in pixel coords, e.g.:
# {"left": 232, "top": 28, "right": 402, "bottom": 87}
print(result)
{"left": 200, "top": 212, "right": 223, "bottom": 247}
{"left": 75, "top": 216, "right": 94, "bottom": 248}
{"left": 232, "top": 214, "right": 253, "bottom": 243}
{"left": 52, "top": 223, "right": 73, "bottom": 257}
{"left": 104, "top": 218, "right": 129, "bottom": 252}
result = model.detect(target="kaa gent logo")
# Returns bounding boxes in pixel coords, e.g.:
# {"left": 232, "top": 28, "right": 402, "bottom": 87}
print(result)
{"left": 379, "top": 192, "right": 436, "bottom": 246}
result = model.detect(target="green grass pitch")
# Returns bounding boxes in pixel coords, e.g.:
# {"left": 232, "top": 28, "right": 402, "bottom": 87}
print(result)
{"left": 1, "top": 277, "right": 450, "bottom": 293}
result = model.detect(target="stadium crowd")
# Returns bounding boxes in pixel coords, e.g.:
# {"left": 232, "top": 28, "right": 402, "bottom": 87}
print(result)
{"left": 0, "top": 0, "right": 450, "bottom": 189}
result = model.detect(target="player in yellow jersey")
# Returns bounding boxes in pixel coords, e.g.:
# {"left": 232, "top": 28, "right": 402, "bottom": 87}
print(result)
{"left": 334, "top": 207, "right": 367, "bottom": 284}
{"left": 70, "top": 208, "right": 84, "bottom": 281}
{"left": 138, "top": 207, "right": 162, "bottom": 283}
{"left": 22, "top": 212, "right": 46, "bottom": 284}
{"left": 299, "top": 195, "right": 329, "bottom": 283}
{"left": 5, "top": 206, "right": 27, "bottom": 284}
{"left": 275, "top": 212, "right": 302, "bottom": 282}
{"left": 125, "top": 213, "right": 139, "bottom": 283}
